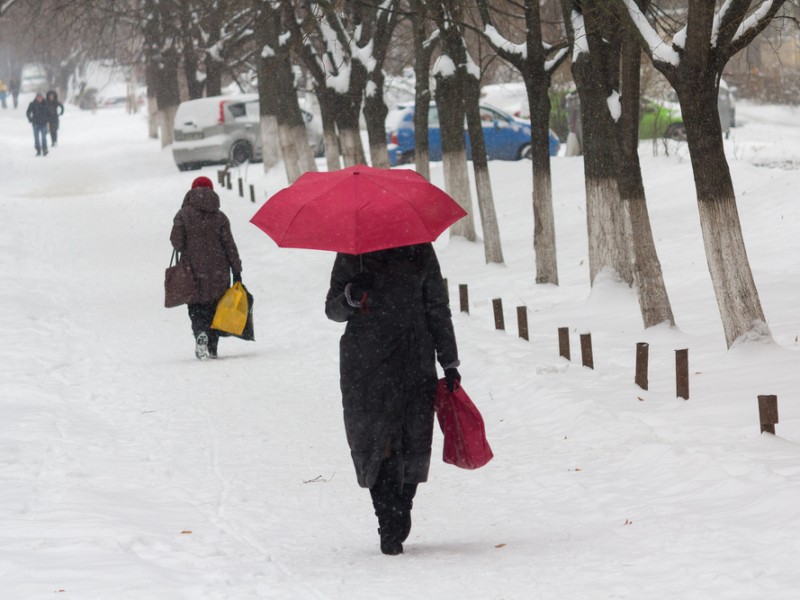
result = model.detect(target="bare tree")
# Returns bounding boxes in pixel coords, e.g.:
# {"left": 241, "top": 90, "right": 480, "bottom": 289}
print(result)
{"left": 429, "top": 0, "right": 481, "bottom": 243}
{"left": 254, "top": 0, "right": 316, "bottom": 182}
{"left": 477, "top": 0, "right": 569, "bottom": 282}
{"left": 409, "top": 0, "right": 439, "bottom": 180}
{"left": 615, "top": 0, "right": 785, "bottom": 346}
{"left": 562, "top": 1, "right": 634, "bottom": 285}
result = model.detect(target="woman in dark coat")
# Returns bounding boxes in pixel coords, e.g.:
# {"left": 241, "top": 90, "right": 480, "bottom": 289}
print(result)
{"left": 171, "top": 176, "right": 242, "bottom": 359}
{"left": 325, "top": 243, "right": 461, "bottom": 555}
{"left": 45, "top": 90, "right": 64, "bottom": 146}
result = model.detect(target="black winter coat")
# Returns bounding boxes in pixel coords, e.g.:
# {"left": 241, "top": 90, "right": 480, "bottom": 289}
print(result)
{"left": 170, "top": 187, "right": 242, "bottom": 304}
{"left": 26, "top": 99, "right": 50, "bottom": 127}
{"left": 325, "top": 244, "right": 459, "bottom": 489}
{"left": 46, "top": 91, "right": 64, "bottom": 126}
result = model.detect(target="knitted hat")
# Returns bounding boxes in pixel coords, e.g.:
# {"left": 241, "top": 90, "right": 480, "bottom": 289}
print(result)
{"left": 191, "top": 176, "right": 214, "bottom": 190}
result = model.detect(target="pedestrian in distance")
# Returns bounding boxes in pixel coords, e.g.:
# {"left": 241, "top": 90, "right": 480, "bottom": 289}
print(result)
{"left": 170, "top": 176, "right": 243, "bottom": 360}
{"left": 325, "top": 243, "right": 461, "bottom": 555}
{"left": 9, "top": 75, "right": 20, "bottom": 109}
{"left": 26, "top": 93, "right": 50, "bottom": 156}
{"left": 0, "top": 79, "right": 8, "bottom": 109}
{"left": 45, "top": 90, "right": 64, "bottom": 146}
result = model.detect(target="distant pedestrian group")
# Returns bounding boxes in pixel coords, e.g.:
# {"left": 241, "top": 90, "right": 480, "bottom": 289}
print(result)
{"left": 25, "top": 89, "right": 65, "bottom": 156}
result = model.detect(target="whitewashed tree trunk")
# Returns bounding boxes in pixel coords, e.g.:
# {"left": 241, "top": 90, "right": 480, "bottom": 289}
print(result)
{"left": 147, "top": 96, "right": 159, "bottom": 139}
{"left": 277, "top": 123, "right": 300, "bottom": 183}
{"left": 473, "top": 167, "right": 502, "bottom": 261}
{"left": 157, "top": 105, "right": 177, "bottom": 148}
{"left": 532, "top": 168, "right": 558, "bottom": 283}
{"left": 463, "top": 69, "right": 502, "bottom": 262}
{"left": 292, "top": 124, "right": 317, "bottom": 177}
{"left": 339, "top": 127, "right": 365, "bottom": 167}
{"left": 584, "top": 175, "right": 632, "bottom": 284}
{"left": 260, "top": 115, "right": 281, "bottom": 171}
{"left": 442, "top": 152, "right": 476, "bottom": 241}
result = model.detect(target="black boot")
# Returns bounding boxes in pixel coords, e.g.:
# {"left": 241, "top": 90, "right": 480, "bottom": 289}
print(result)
{"left": 399, "top": 483, "right": 417, "bottom": 543}
{"left": 370, "top": 457, "right": 404, "bottom": 555}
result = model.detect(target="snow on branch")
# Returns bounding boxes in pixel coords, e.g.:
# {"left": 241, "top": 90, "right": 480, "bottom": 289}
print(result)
{"left": 545, "top": 47, "right": 569, "bottom": 73}
{"left": 432, "top": 54, "right": 457, "bottom": 78}
{"left": 620, "top": 0, "right": 680, "bottom": 66}
{"left": 465, "top": 52, "right": 481, "bottom": 80}
{"left": 711, "top": 0, "right": 735, "bottom": 47}
{"left": 483, "top": 24, "right": 527, "bottom": 60}
{"left": 733, "top": 0, "right": 775, "bottom": 44}
{"left": 607, "top": 90, "right": 622, "bottom": 122}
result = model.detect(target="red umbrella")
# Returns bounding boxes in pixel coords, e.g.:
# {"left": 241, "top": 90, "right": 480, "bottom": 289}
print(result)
{"left": 250, "top": 164, "right": 467, "bottom": 255}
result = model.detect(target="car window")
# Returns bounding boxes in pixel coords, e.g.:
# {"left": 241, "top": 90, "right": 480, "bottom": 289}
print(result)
{"left": 227, "top": 102, "right": 246, "bottom": 119}
{"left": 480, "top": 107, "right": 497, "bottom": 122}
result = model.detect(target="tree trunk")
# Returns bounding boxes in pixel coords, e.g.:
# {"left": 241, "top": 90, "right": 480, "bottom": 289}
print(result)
{"left": 617, "top": 20, "right": 674, "bottom": 327}
{"left": 463, "top": 71, "right": 503, "bottom": 263}
{"left": 260, "top": 115, "right": 281, "bottom": 170}
{"left": 204, "top": 7, "right": 223, "bottom": 97}
{"left": 412, "top": 1, "right": 434, "bottom": 180}
{"left": 524, "top": 71, "right": 559, "bottom": 285}
{"left": 435, "top": 65, "right": 475, "bottom": 241}
{"left": 569, "top": 6, "right": 633, "bottom": 285}
{"left": 317, "top": 89, "right": 342, "bottom": 172}
{"left": 180, "top": 0, "right": 203, "bottom": 100}
{"left": 679, "top": 82, "right": 768, "bottom": 345}
{"left": 363, "top": 70, "right": 390, "bottom": 169}
{"left": 158, "top": 104, "right": 178, "bottom": 147}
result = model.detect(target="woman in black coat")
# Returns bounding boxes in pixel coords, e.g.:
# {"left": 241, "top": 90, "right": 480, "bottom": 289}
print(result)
{"left": 45, "top": 90, "right": 64, "bottom": 146}
{"left": 171, "top": 176, "right": 242, "bottom": 359}
{"left": 325, "top": 243, "right": 460, "bottom": 555}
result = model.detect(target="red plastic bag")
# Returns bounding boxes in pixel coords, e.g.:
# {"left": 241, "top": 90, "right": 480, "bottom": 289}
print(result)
{"left": 434, "top": 379, "right": 493, "bottom": 469}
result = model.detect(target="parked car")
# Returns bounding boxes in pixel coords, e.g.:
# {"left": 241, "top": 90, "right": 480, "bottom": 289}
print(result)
{"left": 385, "top": 102, "right": 560, "bottom": 166}
{"left": 638, "top": 98, "right": 686, "bottom": 140}
{"left": 172, "top": 93, "right": 324, "bottom": 171}
{"left": 20, "top": 63, "right": 47, "bottom": 93}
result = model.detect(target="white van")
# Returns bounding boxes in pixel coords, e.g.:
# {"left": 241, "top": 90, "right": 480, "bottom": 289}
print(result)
{"left": 171, "top": 94, "right": 324, "bottom": 171}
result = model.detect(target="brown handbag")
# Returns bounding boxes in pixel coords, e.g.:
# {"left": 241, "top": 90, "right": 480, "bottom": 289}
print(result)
{"left": 164, "top": 250, "right": 197, "bottom": 308}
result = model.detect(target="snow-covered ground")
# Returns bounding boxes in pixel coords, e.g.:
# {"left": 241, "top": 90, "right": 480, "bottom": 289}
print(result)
{"left": 2, "top": 94, "right": 799, "bottom": 599}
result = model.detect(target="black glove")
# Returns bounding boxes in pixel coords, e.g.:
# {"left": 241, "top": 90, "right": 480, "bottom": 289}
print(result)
{"left": 444, "top": 368, "right": 461, "bottom": 392}
{"left": 348, "top": 272, "right": 374, "bottom": 299}
{"left": 232, "top": 272, "right": 242, "bottom": 284}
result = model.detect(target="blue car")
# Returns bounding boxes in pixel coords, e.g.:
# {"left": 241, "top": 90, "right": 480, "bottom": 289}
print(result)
{"left": 385, "top": 102, "right": 560, "bottom": 166}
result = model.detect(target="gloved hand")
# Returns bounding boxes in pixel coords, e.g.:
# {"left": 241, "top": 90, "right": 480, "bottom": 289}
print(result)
{"left": 444, "top": 368, "right": 461, "bottom": 392}
{"left": 348, "top": 272, "right": 374, "bottom": 299}
{"left": 232, "top": 272, "right": 242, "bottom": 284}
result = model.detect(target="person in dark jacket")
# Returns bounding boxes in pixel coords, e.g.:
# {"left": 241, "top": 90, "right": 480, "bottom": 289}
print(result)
{"left": 170, "top": 176, "right": 243, "bottom": 359}
{"left": 45, "top": 90, "right": 64, "bottom": 146}
{"left": 26, "top": 93, "right": 50, "bottom": 156}
{"left": 325, "top": 243, "right": 461, "bottom": 555}
{"left": 9, "top": 75, "right": 20, "bottom": 109}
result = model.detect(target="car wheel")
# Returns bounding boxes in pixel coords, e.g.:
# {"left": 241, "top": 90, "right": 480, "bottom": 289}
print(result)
{"left": 665, "top": 123, "right": 687, "bottom": 141}
{"left": 229, "top": 140, "right": 253, "bottom": 166}
{"left": 518, "top": 144, "right": 532, "bottom": 160}
{"left": 400, "top": 150, "right": 415, "bottom": 165}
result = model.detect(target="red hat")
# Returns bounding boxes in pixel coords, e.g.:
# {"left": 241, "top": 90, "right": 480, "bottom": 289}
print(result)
{"left": 191, "top": 176, "right": 214, "bottom": 190}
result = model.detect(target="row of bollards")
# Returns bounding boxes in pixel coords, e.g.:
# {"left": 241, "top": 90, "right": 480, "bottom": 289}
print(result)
{"left": 217, "top": 169, "right": 257, "bottom": 203}
{"left": 452, "top": 282, "right": 783, "bottom": 435}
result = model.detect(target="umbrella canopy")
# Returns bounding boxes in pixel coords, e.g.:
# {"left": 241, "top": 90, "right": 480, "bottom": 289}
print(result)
{"left": 250, "top": 164, "right": 467, "bottom": 255}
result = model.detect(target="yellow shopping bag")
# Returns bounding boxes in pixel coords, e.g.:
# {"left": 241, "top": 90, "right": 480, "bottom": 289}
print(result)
{"left": 211, "top": 283, "right": 249, "bottom": 335}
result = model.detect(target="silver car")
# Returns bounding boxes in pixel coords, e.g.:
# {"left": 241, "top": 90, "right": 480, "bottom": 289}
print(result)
{"left": 172, "top": 93, "right": 324, "bottom": 171}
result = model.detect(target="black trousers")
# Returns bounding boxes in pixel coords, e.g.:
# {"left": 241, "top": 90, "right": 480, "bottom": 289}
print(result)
{"left": 187, "top": 302, "right": 219, "bottom": 352}
{"left": 369, "top": 455, "right": 418, "bottom": 540}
